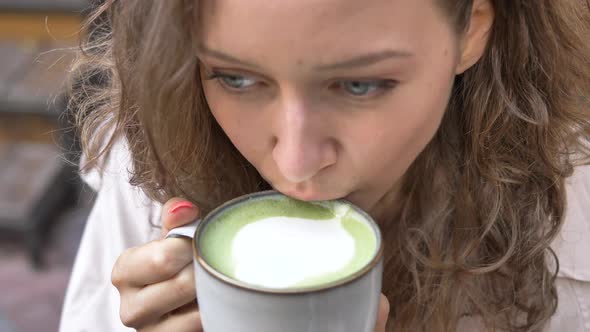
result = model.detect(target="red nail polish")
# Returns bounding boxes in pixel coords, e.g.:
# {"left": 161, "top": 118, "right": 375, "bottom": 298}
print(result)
{"left": 169, "top": 201, "right": 194, "bottom": 214}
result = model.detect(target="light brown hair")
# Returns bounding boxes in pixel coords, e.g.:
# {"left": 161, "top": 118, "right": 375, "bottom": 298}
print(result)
{"left": 69, "top": 0, "right": 590, "bottom": 331}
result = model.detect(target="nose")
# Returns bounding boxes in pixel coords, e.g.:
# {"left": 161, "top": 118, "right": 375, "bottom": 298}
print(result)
{"left": 272, "top": 99, "right": 337, "bottom": 183}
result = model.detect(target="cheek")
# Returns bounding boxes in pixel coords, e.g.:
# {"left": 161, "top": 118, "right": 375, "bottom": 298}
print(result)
{"left": 352, "top": 37, "right": 458, "bottom": 180}
{"left": 203, "top": 82, "right": 270, "bottom": 163}
{"left": 349, "top": 72, "right": 455, "bottom": 183}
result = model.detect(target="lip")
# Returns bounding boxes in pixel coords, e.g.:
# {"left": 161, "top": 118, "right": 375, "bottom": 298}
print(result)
{"left": 265, "top": 173, "right": 345, "bottom": 202}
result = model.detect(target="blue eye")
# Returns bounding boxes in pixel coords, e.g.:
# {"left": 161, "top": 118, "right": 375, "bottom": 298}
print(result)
{"left": 221, "top": 75, "right": 256, "bottom": 89}
{"left": 338, "top": 80, "right": 397, "bottom": 97}
{"left": 206, "top": 72, "right": 257, "bottom": 90}
{"left": 342, "top": 81, "right": 377, "bottom": 96}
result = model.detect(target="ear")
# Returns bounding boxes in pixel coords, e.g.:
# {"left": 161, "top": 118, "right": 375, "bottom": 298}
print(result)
{"left": 455, "top": 0, "right": 495, "bottom": 74}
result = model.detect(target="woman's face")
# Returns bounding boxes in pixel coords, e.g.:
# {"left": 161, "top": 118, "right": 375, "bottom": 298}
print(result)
{"left": 199, "top": 0, "right": 465, "bottom": 216}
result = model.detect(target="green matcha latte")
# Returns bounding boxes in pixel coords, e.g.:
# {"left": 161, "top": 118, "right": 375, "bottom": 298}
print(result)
{"left": 198, "top": 195, "right": 378, "bottom": 289}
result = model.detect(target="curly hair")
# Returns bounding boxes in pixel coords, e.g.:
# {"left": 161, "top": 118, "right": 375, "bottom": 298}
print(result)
{"left": 68, "top": 0, "right": 590, "bottom": 330}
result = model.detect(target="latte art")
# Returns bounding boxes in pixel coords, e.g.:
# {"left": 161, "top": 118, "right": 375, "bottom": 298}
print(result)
{"left": 199, "top": 197, "right": 377, "bottom": 290}
{"left": 233, "top": 215, "right": 355, "bottom": 288}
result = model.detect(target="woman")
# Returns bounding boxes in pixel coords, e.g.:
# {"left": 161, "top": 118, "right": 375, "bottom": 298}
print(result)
{"left": 60, "top": 0, "right": 590, "bottom": 331}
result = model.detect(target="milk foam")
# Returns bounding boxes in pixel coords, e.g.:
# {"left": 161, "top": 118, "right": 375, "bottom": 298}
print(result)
{"left": 231, "top": 211, "right": 356, "bottom": 288}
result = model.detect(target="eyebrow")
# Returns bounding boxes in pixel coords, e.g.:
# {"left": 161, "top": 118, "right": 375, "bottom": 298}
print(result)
{"left": 315, "top": 49, "right": 414, "bottom": 71}
{"left": 197, "top": 44, "right": 261, "bottom": 69}
{"left": 197, "top": 44, "right": 413, "bottom": 71}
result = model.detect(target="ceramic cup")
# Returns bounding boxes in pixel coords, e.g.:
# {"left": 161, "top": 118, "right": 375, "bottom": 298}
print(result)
{"left": 167, "top": 190, "right": 384, "bottom": 332}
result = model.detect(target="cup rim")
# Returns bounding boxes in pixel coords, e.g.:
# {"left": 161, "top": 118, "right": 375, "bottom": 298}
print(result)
{"left": 191, "top": 190, "right": 384, "bottom": 295}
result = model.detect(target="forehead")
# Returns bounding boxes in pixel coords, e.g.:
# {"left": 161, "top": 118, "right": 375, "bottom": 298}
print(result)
{"left": 198, "top": 0, "right": 449, "bottom": 67}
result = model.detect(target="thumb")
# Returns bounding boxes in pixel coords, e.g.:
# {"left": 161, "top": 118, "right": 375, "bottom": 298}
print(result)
{"left": 375, "top": 293, "right": 390, "bottom": 332}
{"left": 160, "top": 198, "right": 200, "bottom": 237}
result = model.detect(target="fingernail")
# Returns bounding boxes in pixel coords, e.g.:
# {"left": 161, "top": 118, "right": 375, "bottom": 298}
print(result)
{"left": 169, "top": 201, "right": 194, "bottom": 214}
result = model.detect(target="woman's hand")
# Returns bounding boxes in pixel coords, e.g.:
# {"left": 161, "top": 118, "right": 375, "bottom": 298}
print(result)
{"left": 111, "top": 198, "right": 201, "bottom": 331}
{"left": 376, "top": 293, "right": 391, "bottom": 332}
{"left": 112, "top": 197, "right": 390, "bottom": 332}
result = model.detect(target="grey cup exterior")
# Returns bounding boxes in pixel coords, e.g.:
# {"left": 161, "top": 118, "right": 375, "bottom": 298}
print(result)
{"left": 194, "top": 256, "right": 383, "bottom": 332}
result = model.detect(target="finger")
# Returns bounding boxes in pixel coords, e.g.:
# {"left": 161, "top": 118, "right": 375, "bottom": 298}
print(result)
{"left": 144, "top": 302, "right": 202, "bottom": 332}
{"left": 137, "top": 265, "right": 196, "bottom": 322}
{"left": 121, "top": 264, "right": 196, "bottom": 327}
{"left": 161, "top": 198, "right": 200, "bottom": 236}
{"left": 375, "top": 293, "right": 390, "bottom": 332}
{"left": 112, "top": 238, "right": 193, "bottom": 287}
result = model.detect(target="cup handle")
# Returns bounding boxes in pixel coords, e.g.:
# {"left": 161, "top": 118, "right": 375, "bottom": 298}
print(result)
{"left": 165, "top": 219, "right": 200, "bottom": 239}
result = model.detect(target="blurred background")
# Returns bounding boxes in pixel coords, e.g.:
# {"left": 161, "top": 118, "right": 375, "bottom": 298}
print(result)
{"left": 0, "top": 1, "right": 95, "bottom": 331}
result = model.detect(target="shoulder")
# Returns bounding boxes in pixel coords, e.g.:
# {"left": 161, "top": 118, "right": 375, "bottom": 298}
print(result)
{"left": 546, "top": 277, "right": 590, "bottom": 331}
{"left": 79, "top": 133, "right": 162, "bottom": 231}
{"left": 563, "top": 163, "right": 590, "bottom": 234}
{"left": 564, "top": 164, "right": 590, "bottom": 226}
{"left": 458, "top": 166, "right": 590, "bottom": 331}
{"left": 79, "top": 134, "right": 134, "bottom": 191}
{"left": 61, "top": 137, "right": 161, "bottom": 331}
{"left": 551, "top": 164, "right": 590, "bottom": 281}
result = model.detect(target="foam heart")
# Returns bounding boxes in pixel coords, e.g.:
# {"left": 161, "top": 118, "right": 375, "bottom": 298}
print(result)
{"left": 232, "top": 216, "right": 355, "bottom": 288}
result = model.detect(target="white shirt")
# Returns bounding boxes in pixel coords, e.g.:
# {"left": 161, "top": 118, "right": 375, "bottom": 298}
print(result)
{"left": 59, "top": 139, "right": 590, "bottom": 331}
